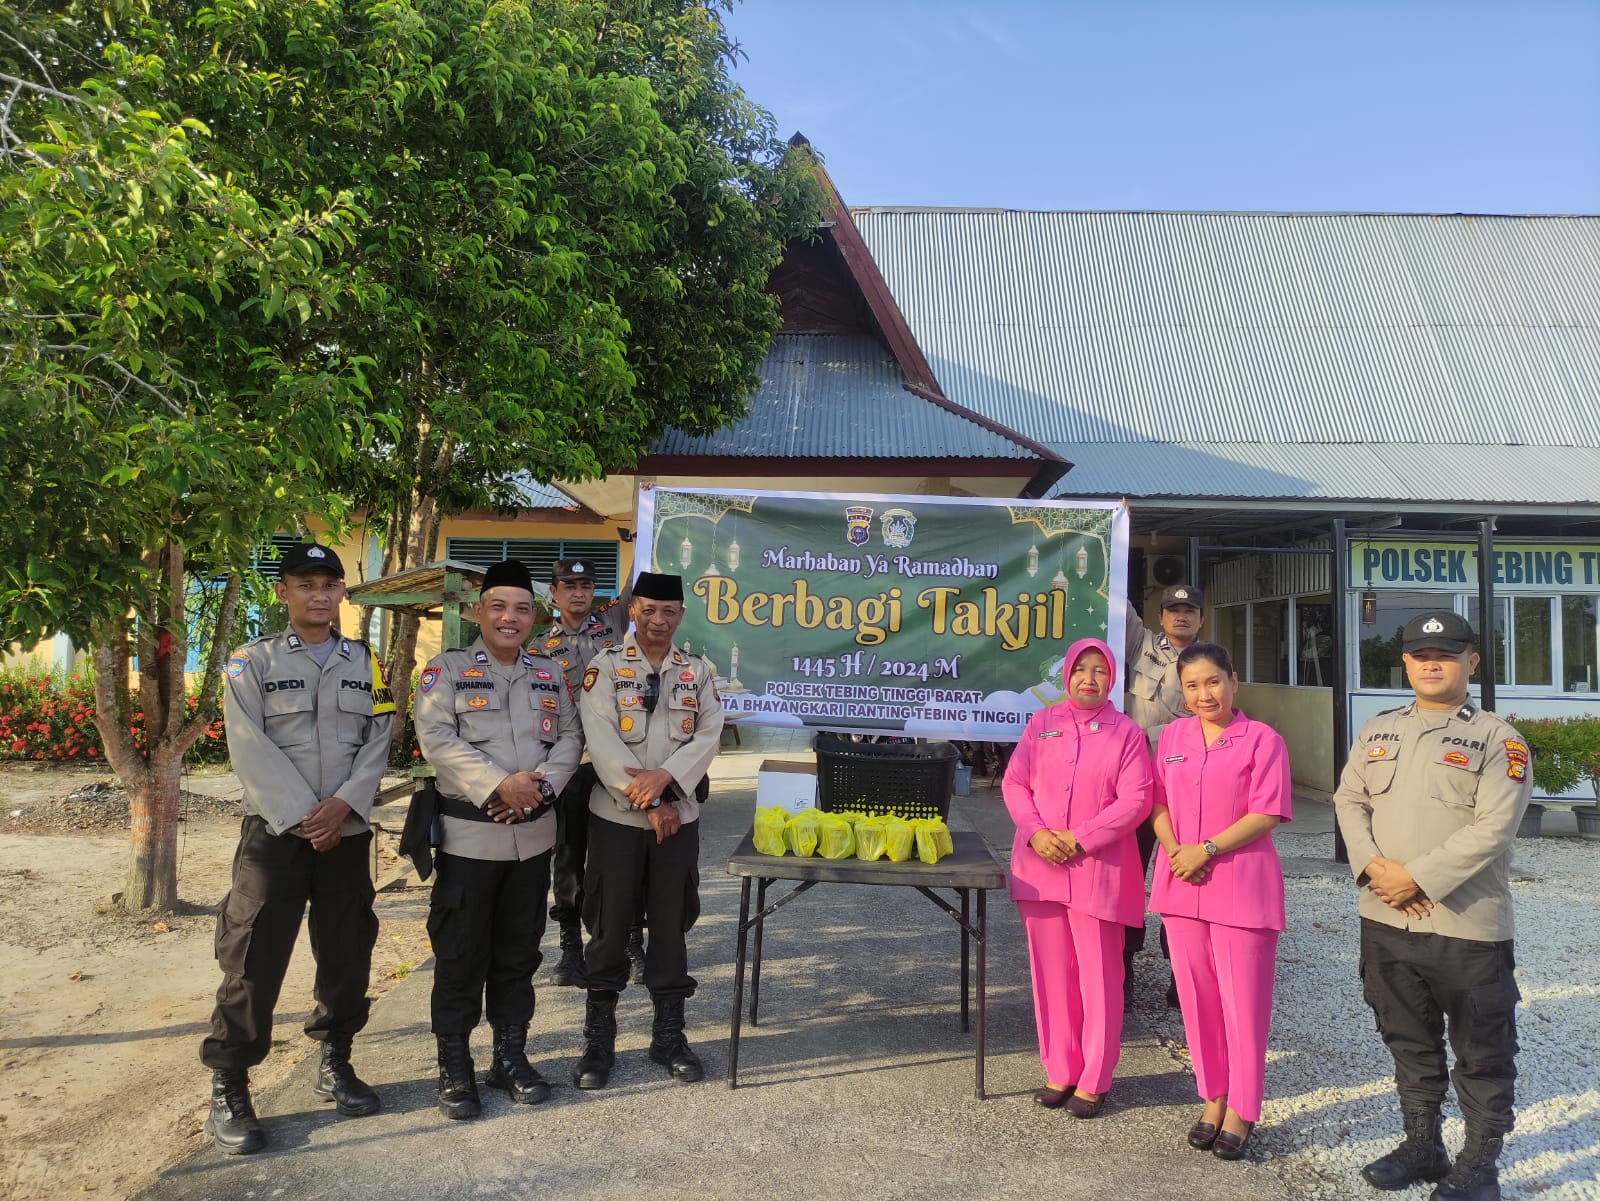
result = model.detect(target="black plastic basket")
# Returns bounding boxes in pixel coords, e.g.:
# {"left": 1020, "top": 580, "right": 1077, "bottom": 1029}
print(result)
{"left": 813, "top": 736, "right": 959, "bottom": 821}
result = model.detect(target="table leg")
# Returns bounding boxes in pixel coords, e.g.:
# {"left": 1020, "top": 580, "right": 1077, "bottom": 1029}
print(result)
{"left": 959, "top": 889, "right": 971, "bottom": 1032}
{"left": 728, "top": 877, "right": 752, "bottom": 1089}
{"left": 750, "top": 879, "right": 770, "bottom": 1025}
{"left": 975, "top": 887, "right": 988, "bottom": 1101}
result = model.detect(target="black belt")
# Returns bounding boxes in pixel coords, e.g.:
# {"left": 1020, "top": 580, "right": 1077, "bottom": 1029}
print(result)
{"left": 438, "top": 794, "right": 552, "bottom": 822}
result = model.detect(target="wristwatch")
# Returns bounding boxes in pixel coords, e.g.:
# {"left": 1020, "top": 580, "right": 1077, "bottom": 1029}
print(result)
{"left": 537, "top": 779, "right": 556, "bottom": 803}
{"left": 1202, "top": 839, "right": 1221, "bottom": 858}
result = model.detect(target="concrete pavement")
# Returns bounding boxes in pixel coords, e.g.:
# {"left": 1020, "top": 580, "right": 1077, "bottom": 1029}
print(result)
{"left": 139, "top": 729, "right": 1292, "bottom": 1201}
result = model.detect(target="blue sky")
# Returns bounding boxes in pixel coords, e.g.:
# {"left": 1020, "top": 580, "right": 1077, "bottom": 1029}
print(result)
{"left": 723, "top": 0, "right": 1600, "bottom": 213}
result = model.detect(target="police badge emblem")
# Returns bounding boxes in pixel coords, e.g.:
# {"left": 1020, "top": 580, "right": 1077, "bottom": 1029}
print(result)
{"left": 845, "top": 505, "right": 874, "bottom": 547}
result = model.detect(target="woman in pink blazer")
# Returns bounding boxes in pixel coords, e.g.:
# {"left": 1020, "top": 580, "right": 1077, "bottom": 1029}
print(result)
{"left": 1150, "top": 642, "right": 1292, "bottom": 1161}
{"left": 1003, "top": 637, "right": 1153, "bottom": 1118}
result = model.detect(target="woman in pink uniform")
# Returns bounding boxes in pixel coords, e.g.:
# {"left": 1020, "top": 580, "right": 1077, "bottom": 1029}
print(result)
{"left": 1003, "top": 637, "right": 1152, "bottom": 1119}
{"left": 1150, "top": 642, "right": 1291, "bottom": 1160}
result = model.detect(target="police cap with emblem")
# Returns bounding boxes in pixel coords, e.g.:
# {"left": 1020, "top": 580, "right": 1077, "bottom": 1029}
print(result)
{"left": 1401, "top": 610, "right": 1474, "bottom": 654}
{"left": 633, "top": 572, "right": 684, "bottom": 602}
{"left": 279, "top": 543, "right": 345, "bottom": 578}
{"left": 480, "top": 558, "right": 534, "bottom": 596}
{"left": 1160, "top": 584, "right": 1204, "bottom": 610}
{"left": 551, "top": 558, "right": 598, "bottom": 584}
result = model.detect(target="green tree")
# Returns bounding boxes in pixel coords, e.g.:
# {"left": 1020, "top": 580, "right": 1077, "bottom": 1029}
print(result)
{"left": 0, "top": 4, "right": 376, "bottom": 910}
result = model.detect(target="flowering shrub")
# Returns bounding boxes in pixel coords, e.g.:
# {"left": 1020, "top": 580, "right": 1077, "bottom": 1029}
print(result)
{"left": 0, "top": 667, "right": 420, "bottom": 769}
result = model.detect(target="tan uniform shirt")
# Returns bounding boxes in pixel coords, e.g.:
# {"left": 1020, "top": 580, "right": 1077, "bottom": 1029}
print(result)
{"left": 534, "top": 581, "right": 633, "bottom": 682}
{"left": 223, "top": 631, "right": 396, "bottom": 836}
{"left": 414, "top": 639, "right": 583, "bottom": 861}
{"left": 1123, "top": 602, "right": 1187, "bottom": 748}
{"left": 1332, "top": 702, "right": 1533, "bottom": 941}
{"left": 579, "top": 635, "right": 725, "bottom": 831}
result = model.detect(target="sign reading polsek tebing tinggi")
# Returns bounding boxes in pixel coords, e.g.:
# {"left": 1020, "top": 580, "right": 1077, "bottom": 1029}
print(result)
{"left": 634, "top": 489, "right": 1129, "bottom": 740}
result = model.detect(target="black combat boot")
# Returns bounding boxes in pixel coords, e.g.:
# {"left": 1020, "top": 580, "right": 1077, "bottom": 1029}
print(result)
{"left": 435, "top": 1033, "right": 481, "bottom": 1120}
{"left": 485, "top": 1025, "right": 551, "bottom": 1105}
{"left": 1362, "top": 1104, "right": 1451, "bottom": 1190}
{"left": 1430, "top": 1128, "right": 1504, "bottom": 1201}
{"left": 312, "top": 1035, "right": 381, "bottom": 1117}
{"left": 550, "top": 923, "right": 585, "bottom": 987}
{"left": 572, "top": 990, "right": 618, "bottom": 1090}
{"left": 626, "top": 923, "right": 646, "bottom": 985}
{"left": 204, "top": 1068, "right": 266, "bottom": 1155}
{"left": 648, "top": 995, "right": 704, "bottom": 1083}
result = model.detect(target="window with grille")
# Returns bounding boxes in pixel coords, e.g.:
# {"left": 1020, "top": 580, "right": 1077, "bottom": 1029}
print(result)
{"left": 446, "top": 538, "right": 621, "bottom": 597}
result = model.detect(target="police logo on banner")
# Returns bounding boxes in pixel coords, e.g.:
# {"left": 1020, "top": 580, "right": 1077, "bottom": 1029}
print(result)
{"left": 880, "top": 507, "right": 917, "bottom": 549}
{"left": 845, "top": 505, "right": 873, "bottom": 546}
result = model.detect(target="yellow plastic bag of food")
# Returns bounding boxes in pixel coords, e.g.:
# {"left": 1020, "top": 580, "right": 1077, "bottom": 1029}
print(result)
{"left": 883, "top": 815, "right": 915, "bottom": 862}
{"left": 753, "top": 806, "right": 788, "bottom": 856}
{"left": 783, "top": 809, "right": 820, "bottom": 858}
{"left": 912, "top": 817, "right": 955, "bottom": 864}
{"left": 855, "top": 815, "right": 888, "bottom": 861}
{"left": 816, "top": 812, "right": 856, "bottom": 859}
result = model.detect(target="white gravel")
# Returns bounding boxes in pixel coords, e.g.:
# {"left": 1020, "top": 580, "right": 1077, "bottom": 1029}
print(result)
{"left": 1128, "top": 814, "right": 1600, "bottom": 1201}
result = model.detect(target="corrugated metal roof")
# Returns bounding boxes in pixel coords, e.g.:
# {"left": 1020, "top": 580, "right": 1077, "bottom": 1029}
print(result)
{"left": 508, "top": 475, "right": 578, "bottom": 509}
{"left": 650, "top": 334, "right": 1038, "bottom": 460}
{"left": 1048, "top": 442, "right": 1600, "bottom": 504}
{"left": 851, "top": 211, "right": 1600, "bottom": 500}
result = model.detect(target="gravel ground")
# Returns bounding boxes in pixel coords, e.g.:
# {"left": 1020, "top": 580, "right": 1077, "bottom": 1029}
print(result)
{"left": 1129, "top": 825, "right": 1600, "bottom": 1201}
{"left": 1, "top": 778, "right": 244, "bottom": 831}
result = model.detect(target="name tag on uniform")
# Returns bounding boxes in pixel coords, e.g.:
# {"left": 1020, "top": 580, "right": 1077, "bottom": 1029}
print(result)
{"left": 1038, "top": 730, "right": 1062, "bottom": 739}
{"left": 1164, "top": 754, "right": 1185, "bottom": 763}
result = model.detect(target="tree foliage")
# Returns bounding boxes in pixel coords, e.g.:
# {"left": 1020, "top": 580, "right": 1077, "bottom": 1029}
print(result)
{"left": 0, "top": 0, "right": 818, "bottom": 903}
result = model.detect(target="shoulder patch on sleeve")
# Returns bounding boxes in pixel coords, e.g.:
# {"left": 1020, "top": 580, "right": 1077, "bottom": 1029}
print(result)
{"left": 419, "top": 666, "right": 441, "bottom": 694}
{"left": 583, "top": 666, "right": 600, "bottom": 692}
{"left": 226, "top": 653, "right": 250, "bottom": 679}
{"left": 1502, "top": 739, "right": 1529, "bottom": 779}
{"left": 370, "top": 651, "right": 396, "bottom": 714}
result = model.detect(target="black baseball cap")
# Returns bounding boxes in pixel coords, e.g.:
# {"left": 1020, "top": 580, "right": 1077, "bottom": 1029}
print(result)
{"left": 551, "top": 558, "right": 598, "bottom": 584}
{"left": 1402, "top": 611, "right": 1475, "bottom": 654}
{"left": 279, "top": 543, "right": 344, "bottom": 578}
{"left": 1160, "top": 584, "right": 1203, "bottom": 610}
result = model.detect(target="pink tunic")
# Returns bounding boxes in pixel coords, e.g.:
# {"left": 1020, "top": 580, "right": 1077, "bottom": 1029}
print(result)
{"left": 1149, "top": 712, "right": 1292, "bottom": 932}
{"left": 1003, "top": 644, "right": 1153, "bottom": 928}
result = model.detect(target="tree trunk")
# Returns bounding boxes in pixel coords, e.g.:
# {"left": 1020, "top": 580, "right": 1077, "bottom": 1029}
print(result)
{"left": 383, "top": 439, "right": 454, "bottom": 758}
{"left": 90, "top": 557, "right": 241, "bottom": 914}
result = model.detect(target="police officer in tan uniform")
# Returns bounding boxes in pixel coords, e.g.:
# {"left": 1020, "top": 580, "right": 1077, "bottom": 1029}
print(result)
{"left": 1333, "top": 611, "right": 1532, "bottom": 1201}
{"left": 572, "top": 572, "right": 724, "bottom": 1089}
{"left": 203, "top": 543, "right": 394, "bottom": 1154}
{"left": 535, "top": 558, "right": 639, "bottom": 985}
{"left": 1122, "top": 583, "right": 1204, "bottom": 1002}
{"left": 414, "top": 559, "right": 582, "bottom": 1119}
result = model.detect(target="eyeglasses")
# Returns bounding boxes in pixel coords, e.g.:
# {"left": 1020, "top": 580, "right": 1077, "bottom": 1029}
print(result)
{"left": 643, "top": 672, "right": 660, "bottom": 714}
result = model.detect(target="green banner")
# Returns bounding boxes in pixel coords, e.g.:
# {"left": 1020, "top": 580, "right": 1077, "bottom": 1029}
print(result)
{"left": 635, "top": 488, "right": 1129, "bottom": 739}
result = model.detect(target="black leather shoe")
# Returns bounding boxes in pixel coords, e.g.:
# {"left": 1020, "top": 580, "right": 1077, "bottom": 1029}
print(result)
{"left": 1363, "top": 1105, "right": 1451, "bottom": 1190}
{"left": 573, "top": 990, "right": 618, "bottom": 1090}
{"left": 435, "top": 1034, "right": 481, "bottom": 1120}
{"left": 204, "top": 1068, "right": 266, "bottom": 1155}
{"left": 485, "top": 1025, "right": 551, "bottom": 1105}
{"left": 1213, "top": 1121, "right": 1255, "bottom": 1161}
{"left": 312, "top": 1036, "right": 381, "bottom": 1117}
{"left": 648, "top": 995, "right": 704, "bottom": 1083}
{"left": 1065, "top": 1088, "right": 1109, "bottom": 1119}
{"left": 1187, "top": 1121, "right": 1219, "bottom": 1150}
{"left": 1429, "top": 1129, "right": 1503, "bottom": 1201}
{"left": 1033, "top": 1085, "right": 1072, "bottom": 1109}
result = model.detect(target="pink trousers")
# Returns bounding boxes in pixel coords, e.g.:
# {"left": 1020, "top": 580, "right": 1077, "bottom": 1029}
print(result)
{"left": 1163, "top": 914, "right": 1279, "bottom": 1122}
{"left": 1016, "top": 900, "right": 1126, "bottom": 1093}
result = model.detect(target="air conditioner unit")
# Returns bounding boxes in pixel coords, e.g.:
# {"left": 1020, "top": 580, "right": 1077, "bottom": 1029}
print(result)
{"left": 1150, "top": 555, "right": 1186, "bottom": 587}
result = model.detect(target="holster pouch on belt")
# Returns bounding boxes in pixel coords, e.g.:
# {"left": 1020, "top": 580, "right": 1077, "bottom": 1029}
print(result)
{"left": 399, "top": 778, "right": 440, "bottom": 881}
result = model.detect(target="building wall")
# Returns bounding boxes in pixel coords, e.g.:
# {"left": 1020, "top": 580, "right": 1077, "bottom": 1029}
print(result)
{"left": 1236, "top": 682, "right": 1335, "bottom": 793}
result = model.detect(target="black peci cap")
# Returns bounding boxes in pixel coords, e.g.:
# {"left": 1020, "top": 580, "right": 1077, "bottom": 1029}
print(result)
{"left": 480, "top": 559, "right": 534, "bottom": 596}
{"left": 279, "top": 543, "right": 345, "bottom": 578}
{"left": 1401, "top": 610, "right": 1475, "bottom": 654}
{"left": 633, "top": 572, "right": 684, "bottom": 602}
